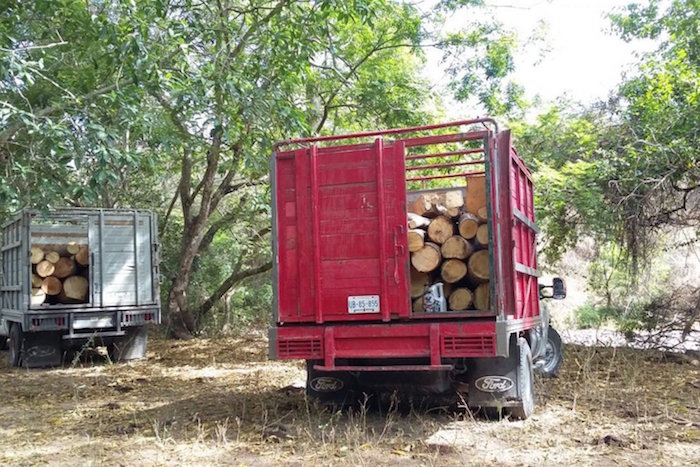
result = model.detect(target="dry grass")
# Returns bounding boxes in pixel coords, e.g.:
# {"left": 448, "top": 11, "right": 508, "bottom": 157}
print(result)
{"left": 0, "top": 336, "right": 697, "bottom": 466}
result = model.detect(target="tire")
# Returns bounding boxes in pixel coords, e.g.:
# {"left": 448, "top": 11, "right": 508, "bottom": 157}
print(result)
{"left": 508, "top": 337, "right": 535, "bottom": 420}
{"left": 0, "top": 335, "right": 8, "bottom": 351}
{"left": 109, "top": 326, "right": 148, "bottom": 363}
{"left": 536, "top": 326, "right": 563, "bottom": 378}
{"left": 9, "top": 323, "right": 24, "bottom": 368}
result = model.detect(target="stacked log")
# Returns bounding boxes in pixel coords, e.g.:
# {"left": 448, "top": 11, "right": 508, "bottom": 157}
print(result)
{"left": 408, "top": 181, "right": 491, "bottom": 312}
{"left": 28, "top": 243, "right": 90, "bottom": 305}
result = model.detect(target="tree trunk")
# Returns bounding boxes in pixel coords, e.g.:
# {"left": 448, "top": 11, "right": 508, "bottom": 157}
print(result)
{"left": 408, "top": 229, "right": 426, "bottom": 252}
{"left": 458, "top": 213, "right": 479, "bottom": 239}
{"left": 449, "top": 288, "right": 473, "bottom": 311}
{"left": 468, "top": 250, "right": 490, "bottom": 282}
{"left": 427, "top": 215, "right": 454, "bottom": 244}
{"left": 441, "top": 235, "right": 473, "bottom": 259}
{"left": 411, "top": 242, "right": 441, "bottom": 272}
{"left": 441, "top": 258, "right": 467, "bottom": 283}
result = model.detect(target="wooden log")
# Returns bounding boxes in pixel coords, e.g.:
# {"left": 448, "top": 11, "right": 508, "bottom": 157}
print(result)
{"left": 407, "top": 213, "right": 431, "bottom": 229}
{"left": 474, "top": 282, "right": 490, "bottom": 311}
{"left": 441, "top": 259, "right": 468, "bottom": 283}
{"left": 441, "top": 235, "right": 474, "bottom": 260}
{"left": 412, "top": 296, "right": 424, "bottom": 313}
{"left": 31, "top": 288, "right": 46, "bottom": 305}
{"left": 409, "top": 195, "right": 437, "bottom": 217}
{"left": 465, "top": 175, "right": 486, "bottom": 215}
{"left": 408, "top": 229, "right": 426, "bottom": 253}
{"left": 66, "top": 242, "right": 81, "bottom": 255}
{"left": 36, "top": 260, "right": 55, "bottom": 278}
{"left": 436, "top": 205, "right": 461, "bottom": 218}
{"left": 411, "top": 242, "right": 442, "bottom": 273}
{"left": 449, "top": 288, "right": 473, "bottom": 311}
{"left": 410, "top": 268, "right": 430, "bottom": 298}
{"left": 30, "top": 247, "right": 44, "bottom": 265}
{"left": 75, "top": 246, "right": 89, "bottom": 266}
{"left": 53, "top": 256, "right": 76, "bottom": 279}
{"left": 458, "top": 213, "right": 479, "bottom": 239}
{"left": 45, "top": 251, "right": 61, "bottom": 264}
{"left": 477, "top": 206, "right": 488, "bottom": 223}
{"left": 426, "top": 190, "right": 464, "bottom": 209}
{"left": 467, "top": 250, "right": 490, "bottom": 282}
{"left": 41, "top": 276, "right": 62, "bottom": 296}
{"left": 31, "top": 273, "right": 43, "bottom": 288}
{"left": 427, "top": 216, "right": 454, "bottom": 244}
{"left": 475, "top": 223, "right": 489, "bottom": 248}
{"left": 62, "top": 275, "right": 89, "bottom": 301}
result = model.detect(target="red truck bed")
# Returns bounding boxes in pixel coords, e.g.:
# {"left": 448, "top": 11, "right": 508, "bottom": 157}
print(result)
{"left": 270, "top": 119, "right": 542, "bottom": 368}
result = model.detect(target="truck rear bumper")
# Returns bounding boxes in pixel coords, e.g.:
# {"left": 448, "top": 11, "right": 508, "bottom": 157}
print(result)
{"left": 271, "top": 321, "right": 498, "bottom": 368}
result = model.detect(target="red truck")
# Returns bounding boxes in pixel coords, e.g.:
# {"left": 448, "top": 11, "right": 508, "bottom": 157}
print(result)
{"left": 269, "top": 118, "right": 565, "bottom": 418}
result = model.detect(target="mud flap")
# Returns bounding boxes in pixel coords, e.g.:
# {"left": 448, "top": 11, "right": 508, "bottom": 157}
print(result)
{"left": 465, "top": 336, "right": 522, "bottom": 410}
{"left": 109, "top": 326, "right": 148, "bottom": 362}
{"left": 306, "top": 361, "right": 360, "bottom": 407}
{"left": 23, "top": 331, "right": 62, "bottom": 368}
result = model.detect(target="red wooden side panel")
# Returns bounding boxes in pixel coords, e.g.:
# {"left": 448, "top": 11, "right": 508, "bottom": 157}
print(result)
{"left": 274, "top": 139, "right": 409, "bottom": 323}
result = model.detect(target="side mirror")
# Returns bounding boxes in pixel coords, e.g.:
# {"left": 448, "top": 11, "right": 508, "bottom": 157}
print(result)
{"left": 539, "top": 277, "right": 566, "bottom": 300}
{"left": 552, "top": 277, "right": 566, "bottom": 300}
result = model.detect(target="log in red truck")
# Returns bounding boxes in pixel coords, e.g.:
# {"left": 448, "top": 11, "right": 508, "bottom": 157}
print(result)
{"left": 269, "top": 118, "right": 565, "bottom": 418}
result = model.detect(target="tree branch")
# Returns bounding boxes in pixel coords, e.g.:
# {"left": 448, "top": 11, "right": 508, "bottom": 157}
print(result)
{"left": 197, "top": 260, "right": 273, "bottom": 318}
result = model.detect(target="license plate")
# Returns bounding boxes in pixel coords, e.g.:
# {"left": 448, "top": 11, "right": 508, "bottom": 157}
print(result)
{"left": 73, "top": 315, "right": 114, "bottom": 329}
{"left": 347, "top": 295, "right": 380, "bottom": 314}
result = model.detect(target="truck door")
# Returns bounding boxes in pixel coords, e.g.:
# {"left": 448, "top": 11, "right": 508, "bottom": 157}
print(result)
{"left": 274, "top": 138, "right": 409, "bottom": 323}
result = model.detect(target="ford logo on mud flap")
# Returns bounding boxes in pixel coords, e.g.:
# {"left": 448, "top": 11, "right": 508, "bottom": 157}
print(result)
{"left": 474, "top": 376, "right": 514, "bottom": 393}
{"left": 25, "top": 345, "right": 57, "bottom": 358}
{"left": 310, "top": 377, "right": 344, "bottom": 393}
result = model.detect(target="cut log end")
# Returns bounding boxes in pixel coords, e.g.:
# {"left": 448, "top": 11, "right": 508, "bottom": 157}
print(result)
{"left": 427, "top": 216, "right": 454, "bottom": 244}
{"left": 449, "top": 288, "right": 473, "bottom": 311}
{"left": 45, "top": 251, "right": 61, "bottom": 264}
{"left": 477, "top": 206, "right": 488, "bottom": 222}
{"left": 53, "top": 257, "right": 76, "bottom": 279}
{"left": 30, "top": 247, "right": 44, "bottom": 265}
{"left": 475, "top": 224, "right": 489, "bottom": 248}
{"left": 410, "top": 268, "right": 430, "bottom": 298}
{"left": 36, "top": 260, "right": 55, "bottom": 278}
{"left": 75, "top": 246, "right": 89, "bottom": 266}
{"left": 408, "top": 229, "right": 426, "bottom": 253}
{"left": 474, "top": 282, "right": 491, "bottom": 311}
{"left": 441, "top": 259, "right": 468, "bottom": 284}
{"left": 467, "top": 250, "right": 490, "bottom": 282}
{"left": 66, "top": 242, "right": 81, "bottom": 255}
{"left": 411, "top": 242, "right": 442, "bottom": 273}
{"left": 441, "top": 235, "right": 474, "bottom": 260}
{"left": 41, "top": 276, "right": 62, "bottom": 296}
{"left": 458, "top": 213, "right": 479, "bottom": 240}
{"left": 407, "top": 213, "right": 431, "bottom": 229}
{"left": 62, "top": 275, "right": 89, "bottom": 301}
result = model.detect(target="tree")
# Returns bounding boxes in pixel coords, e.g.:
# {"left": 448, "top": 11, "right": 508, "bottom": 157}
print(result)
{"left": 1, "top": 0, "right": 524, "bottom": 338}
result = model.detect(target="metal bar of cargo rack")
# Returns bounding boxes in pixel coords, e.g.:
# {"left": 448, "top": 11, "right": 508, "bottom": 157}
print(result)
{"left": 99, "top": 210, "right": 105, "bottom": 308}
{"left": 407, "top": 170, "right": 485, "bottom": 183}
{"left": 405, "top": 159, "right": 484, "bottom": 172}
{"left": 274, "top": 118, "right": 497, "bottom": 149}
{"left": 405, "top": 147, "right": 483, "bottom": 161}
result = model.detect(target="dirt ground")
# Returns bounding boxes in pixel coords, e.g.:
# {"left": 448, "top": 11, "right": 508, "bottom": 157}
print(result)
{"left": 0, "top": 334, "right": 698, "bottom": 466}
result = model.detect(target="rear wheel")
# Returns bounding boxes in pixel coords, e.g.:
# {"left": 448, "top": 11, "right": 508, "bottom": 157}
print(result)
{"left": 0, "top": 336, "right": 8, "bottom": 351}
{"left": 9, "top": 323, "right": 24, "bottom": 368}
{"left": 536, "top": 326, "right": 563, "bottom": 378}
{"left": 507, "top": 337, "right": 535, "bottom": 420}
